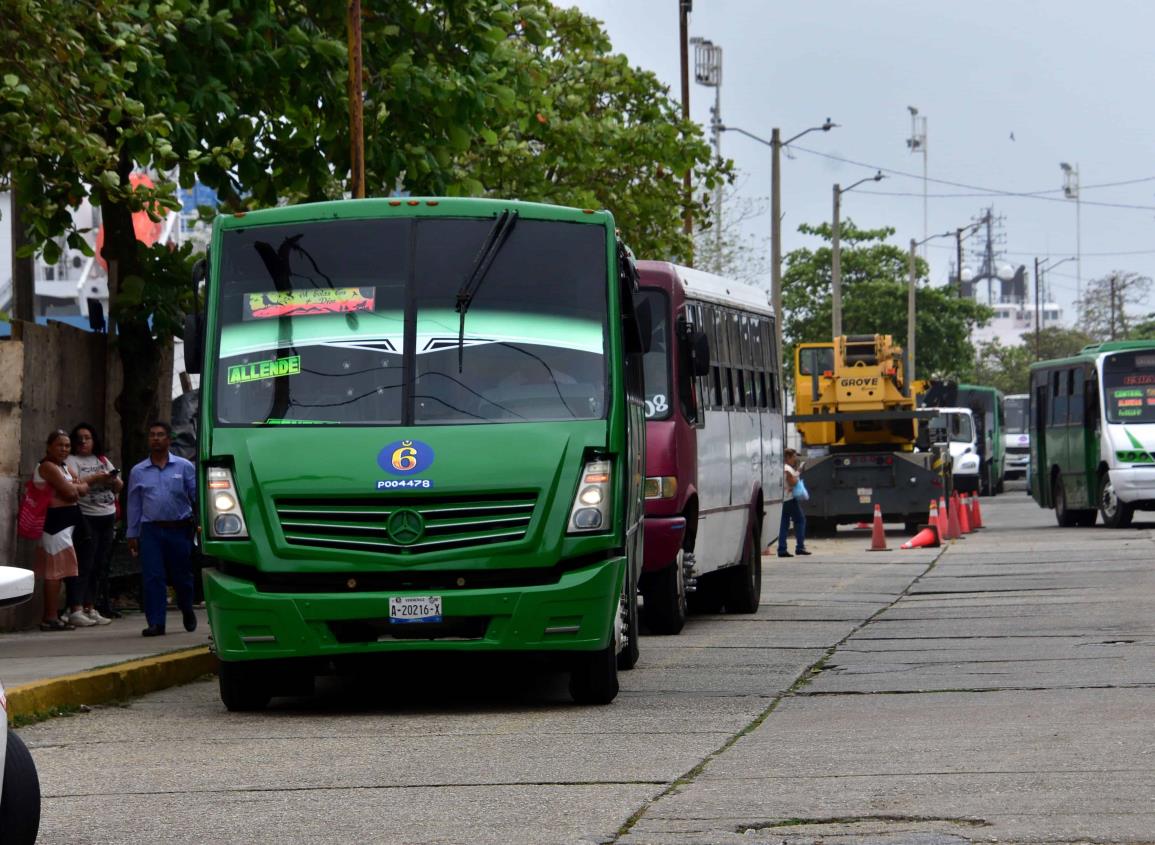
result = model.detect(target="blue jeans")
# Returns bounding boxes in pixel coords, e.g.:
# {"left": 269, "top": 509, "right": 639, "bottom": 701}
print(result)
{"left": 140, "top": 523, "right": 195, "bottom": 627}
{"left": 778, "top": 499, "right": 807, "bottom": 554}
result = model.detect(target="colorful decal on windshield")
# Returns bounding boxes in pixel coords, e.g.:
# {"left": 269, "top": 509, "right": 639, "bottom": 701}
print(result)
{"left": 244, "top": 287, "right": 376, "bottom": 320}
{"left": 227, "top": 355, "right": 301, "bottom": 384}
{"left": 378, "top": 439, "right": 435, "bottom": 476}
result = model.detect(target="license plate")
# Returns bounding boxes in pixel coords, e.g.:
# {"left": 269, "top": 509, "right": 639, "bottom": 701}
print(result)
{"left": 389, "top": 595, "right": 443, "bottom": 624}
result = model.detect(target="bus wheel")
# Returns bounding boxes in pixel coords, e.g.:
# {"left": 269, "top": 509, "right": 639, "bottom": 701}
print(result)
{"left": 1099, "top": 474, "right": 1135, "bottom": 528}
{"left": 219, "top": 661, "right": 272, "bottom": 712}
{"left": 642, "top": 553, "right": 687, "bottom": 636}
{"left": 617, "top": 572, "right": 640, "bottom": 671}
{"left": 1, "top": 729, "right": 41, "bottom": 845}
{"left": 724, "top": 523, "right": 762, "bottom": 614}
{"left": 1053, "top": 475, "right": 1078, "bottom": 527}
{"left": 570, "top": 637, "right": 619, "bottom": 705}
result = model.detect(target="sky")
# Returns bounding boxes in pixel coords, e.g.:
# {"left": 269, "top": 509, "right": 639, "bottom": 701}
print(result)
{"left": 565, "top": 0, "right": 1155, "bottom": 325}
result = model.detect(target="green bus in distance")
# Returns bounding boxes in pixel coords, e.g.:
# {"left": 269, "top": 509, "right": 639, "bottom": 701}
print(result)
{"left": 1029, "top": 340, "right": 1155, "bottom": 528}
{"left": 185, "top": 198, "right": 646, "bottom": 709}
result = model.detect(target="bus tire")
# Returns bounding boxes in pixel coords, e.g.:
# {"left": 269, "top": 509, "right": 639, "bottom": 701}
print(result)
{"left": 617, "top": 573, "right": 640, "bottom": 671}
{"left": 1099, "top": 474, "right": 1135, "bottom": 528}
{"left": 219, "top": 660, "right": 273, "bottom": 712}
{"left": 641, "top": 558, "right": 686, "bottom": 636}
{"left": 1053, "top": 474, "right": 1078, "bottom": 527}
{"left": 724, "top": 523, "right": 762, "bottom": 614}
{"left": 1, "top": 729, "right": 40, "bottom": 845}
{"left": 570, "top": 640, "right": 619, "bottom": 705}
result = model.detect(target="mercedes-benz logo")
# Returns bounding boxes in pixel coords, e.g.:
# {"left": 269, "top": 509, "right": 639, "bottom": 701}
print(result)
{"left": 387, "top": 509, "right": 425, "bottom": 545}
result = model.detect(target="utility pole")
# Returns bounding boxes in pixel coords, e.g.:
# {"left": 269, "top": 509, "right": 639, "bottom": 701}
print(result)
{"left": 906, "top": 106, "right": 928, "bottom": 258}
{"left": 9, "top": 187, "right": 34, "bottom": 321}
{"left": 1110, "top": 272, "right": 1118, "bottom": 340}
{"left": 770, "top": 128, "right": 782, "bottom": 365}
{"left": 1034, "top": 257, "right": 1042, "bottom": 360}
{"left": 679, "top": 0, "right": 693, "bottom": 242}
{"left": 831, "top": 183, "right": 842, "bottom": 339}
{"left": 347, "top": 0, "right": 365, "bottom": 198}
{"left": 908, "top": 239, "right": 918, "bottom": 388}
{"left": 691, "top": 37, "right": 722, "bottom": 268}
{"left": 1060, "top": 163, "right": 1082, "bottom": 319}
{"left": 830, "top": 171, "right": 883, "bottom": 339}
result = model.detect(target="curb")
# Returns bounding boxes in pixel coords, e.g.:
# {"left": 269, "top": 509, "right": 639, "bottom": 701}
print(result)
{"left": 6, "top": 646, "right": 216, "bottom": 722}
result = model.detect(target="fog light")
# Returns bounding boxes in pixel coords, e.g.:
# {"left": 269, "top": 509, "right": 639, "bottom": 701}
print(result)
{"left": 214, "top": 514, "right": 243, "bottom": 536}
{"left": 572, "top": 508, "right": 603, "bottom": 529}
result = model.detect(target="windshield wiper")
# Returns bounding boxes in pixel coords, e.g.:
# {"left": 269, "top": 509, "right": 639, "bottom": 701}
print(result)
{"left": 455, "top": 209, "right": 518, "bottom": 372}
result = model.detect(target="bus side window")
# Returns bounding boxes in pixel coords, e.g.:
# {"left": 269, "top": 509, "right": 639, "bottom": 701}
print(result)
{"left": 1085, "top": 369, "right": 1099, "bottom": 434}
{"left": 1050, "top": 370, "right": 1067, "bottom": 425}
{"left": 1069, "top": 369, "right": 1084, "bottom": 425}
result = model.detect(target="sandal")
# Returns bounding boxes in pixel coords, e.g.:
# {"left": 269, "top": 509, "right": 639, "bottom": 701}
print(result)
{"left": 39, "top": 618, "right": 75, "bottom": 631}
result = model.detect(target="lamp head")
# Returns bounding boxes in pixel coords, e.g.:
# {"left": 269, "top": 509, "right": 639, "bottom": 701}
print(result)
{"left": 907, "top": 105, "right": 919, "bottom": 116}
{"left": 821, "top": 118, "right": 835, "bottom": 132}
{"left": 1060, "top": 162, "right": 1072, "bottom": 173}
{"left": 872, "top": 170, "right": 884, "bottom": 182}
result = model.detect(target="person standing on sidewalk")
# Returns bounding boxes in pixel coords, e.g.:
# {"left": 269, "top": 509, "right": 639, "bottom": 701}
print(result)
{"left": 126, "top": 421, "right": 198, "bottom": 638}
{"left": 64, "top": 423, "right": 122, "bottom": 627}
{"left": 34, "top": 430, "right": 89, "bottom": 630}
{"left": 777, "top": 449, "right": 811, "bottom": 558}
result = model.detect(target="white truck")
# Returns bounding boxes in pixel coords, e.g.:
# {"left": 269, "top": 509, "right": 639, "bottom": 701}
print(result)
{"left": 927, "top": 408, "right": 981, "bottom": 494}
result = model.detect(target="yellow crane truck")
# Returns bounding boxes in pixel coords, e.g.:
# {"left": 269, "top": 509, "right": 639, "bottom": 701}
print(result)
{"left": 788, "top": 334, "right": 951, "bottom": 535}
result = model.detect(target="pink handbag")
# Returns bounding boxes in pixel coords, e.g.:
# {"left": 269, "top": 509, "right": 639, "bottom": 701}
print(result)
{"left": 17, "top": 477, "right": 54, "bottom": 540}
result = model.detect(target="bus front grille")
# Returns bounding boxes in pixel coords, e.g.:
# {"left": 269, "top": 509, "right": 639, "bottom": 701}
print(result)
{"left": 273, "top": 492, "right": 537, "bottom": 556}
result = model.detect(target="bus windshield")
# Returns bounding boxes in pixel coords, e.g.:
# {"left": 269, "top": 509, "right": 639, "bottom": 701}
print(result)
{"left": 928, "top": 412, "right": 974, "bottom": 443}
{"left": 638, "top": 288, "right": 670, "bottom": 419}
{"left": 1104, "top": 351, "right": 1155, "bottom": 423}
{"left": 214, "top": 217, "right": 608, "bottom": 425}
{"left": 1004, "top": 397, "right": 1028, "bottom": 433}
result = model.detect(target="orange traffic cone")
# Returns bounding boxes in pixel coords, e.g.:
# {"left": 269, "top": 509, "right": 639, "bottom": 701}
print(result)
{"left": 900, "top": 523, "right": 940, "bottom": 549}
{"left": 938, "top": 496, "right": 949, "bottom": 539}
{"left": 867, "top": 504, "right": 889, "bottom": 551}
{"left": 971, "top": 492, "right": 983, "bottom": 529}
{"left": 946, "top": 494, "right": 962, "bottom": 540}
{"left": 855, "top": 521, "right": 871, "bottom": 530}
{"left": 958, "top": 493, "right": 972, "bottom": 534}
{"left": 928, "top": 499, "right": 940, "bottom": 532}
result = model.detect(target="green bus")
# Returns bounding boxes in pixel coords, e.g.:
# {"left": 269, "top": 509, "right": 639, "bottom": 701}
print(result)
{"left": 185, "top": 198, "right": 647, "bottom": 709}
{"left": 957, "top": 384, "right": 1005, "bottom": 495}
{"left": 1030, "top": 340, "right": 1155, "bottom": 528}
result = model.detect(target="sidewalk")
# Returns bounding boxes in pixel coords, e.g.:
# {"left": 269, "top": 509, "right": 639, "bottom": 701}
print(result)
{"left": 1, "top": 606, "right": 215, "bottom": 722}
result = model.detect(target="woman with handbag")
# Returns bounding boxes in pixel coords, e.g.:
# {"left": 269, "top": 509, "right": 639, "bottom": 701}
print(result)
{"left": 32, "top": 430, "right": 89, "bottom": 630}
{"left": 777, "top": 448, "right": 811, "bottom": 559}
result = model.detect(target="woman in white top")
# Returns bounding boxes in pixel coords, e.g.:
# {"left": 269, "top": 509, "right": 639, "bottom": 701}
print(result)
{"left": 64, "top": 423, "right": 123, "bottom": 626}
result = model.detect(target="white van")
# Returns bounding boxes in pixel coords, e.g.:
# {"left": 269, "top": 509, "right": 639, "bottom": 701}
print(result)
{"left": 927, "top": 408, "right": 981, "bottom": 494}
{"left": 1, "top": 566, "right": 41, "bottom": 844}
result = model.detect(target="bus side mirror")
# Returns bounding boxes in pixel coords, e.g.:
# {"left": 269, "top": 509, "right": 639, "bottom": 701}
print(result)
{"left": 692, "top": 331, "right": 710, "bottom": 377}
{"left": 183, "top": 314, "right": 203, "bottom": 375}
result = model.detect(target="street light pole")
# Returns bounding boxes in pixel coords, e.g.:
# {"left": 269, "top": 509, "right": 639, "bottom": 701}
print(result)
{"left": 1033, "top": 256, "right": 1075, "bottom": 359}
{"left": 907, "top": 230, "right": 954, "bottom": 385}
{"left": 719, "top": 119, "right": 835, "bottom": 370}
{"left": 831, "top": 171, "right": 883, "bottom": 339}
{"left": 679, "top": 0, "right": 693, "bottom": 241}
{"left": 1061, "top": 162, "right": 1081, "bottom": 319}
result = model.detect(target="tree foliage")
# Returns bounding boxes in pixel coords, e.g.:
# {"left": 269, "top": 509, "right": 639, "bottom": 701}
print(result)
{"left": 2, "top": 0, "right": 721, "bottom": 463}
{"left": 781, "top": 220, "right": 991, "bottom": 381}
{"left": 969, "top": 326, "right": 1094, "bottom": 394}
{"left": 1076, "top": 271, "right": 1152, "bottom": 342}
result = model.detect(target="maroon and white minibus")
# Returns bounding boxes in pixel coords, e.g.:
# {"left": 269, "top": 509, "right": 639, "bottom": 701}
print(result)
{"left": 635, "top": 261, "right": 785, "bottom": 634}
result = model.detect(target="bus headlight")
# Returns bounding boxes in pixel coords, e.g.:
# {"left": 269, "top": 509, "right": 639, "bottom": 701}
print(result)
{"left": 644, "top": 476, "right": 678, "bottom": 500}
{"left": 568, "top": 459, "right": 611, "bottom": 534}
{"left": 207, "top": 467, "right": 248, "bottom": 539}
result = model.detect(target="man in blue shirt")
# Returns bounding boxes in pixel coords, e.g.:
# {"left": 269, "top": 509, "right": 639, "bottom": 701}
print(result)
{"left": 127, "top": 421, "right": 198, "bottom": 637}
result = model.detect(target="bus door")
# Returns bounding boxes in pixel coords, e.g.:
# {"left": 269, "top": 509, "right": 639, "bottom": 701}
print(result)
{"left": 1080, "top": 366, "right": 1101, "bottom": 505}
{"left": 1065, "top": 369, "right": 1090, "bottom": 507}
{"left": 1031, "top": 372, "right": 1048, "bottom": 503}
{"left": 1049, "top": 368, "right": 1071, "bottom": 501}
{"left": 756, "top": 318, "right": 784, "bottom": 542}
{"left": 694, "top": 303, "right": 740, "bottom": 568}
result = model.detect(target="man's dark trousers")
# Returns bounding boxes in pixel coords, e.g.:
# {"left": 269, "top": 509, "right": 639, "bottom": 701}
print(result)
{"left": 140, "top": 522, "right": 194, "bottom": 627}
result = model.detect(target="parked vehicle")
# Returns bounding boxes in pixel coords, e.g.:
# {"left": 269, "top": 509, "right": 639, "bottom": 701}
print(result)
{"left": 1004, "top": 393, "right": 1030, "bottom": 479}
{"left": 634, "top": 261, "right": 783, "bottom": 632}
{"left": 1, "top": 565, "right": 41, "bottom": 845}
{"left": 926, "top": 408, "right": 981, "bottom": 493}
{"left": 1030, "top": 340, "right": 1155, "bottom": 527}
{"left": 184, "top": 198, "right": 646, "bottom": 709}
{"left": 923, "top": 381, "right": 1005, "bottom": 495}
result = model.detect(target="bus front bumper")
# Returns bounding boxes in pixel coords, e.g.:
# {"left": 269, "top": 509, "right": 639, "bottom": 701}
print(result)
{"left": 204, "top": 557, "right": 625, "bottom": 663}
{"left": 642, "top": 516, "right": 686, "bottom": 573}
{"left": 1112, "top": 467, "right": 1155, "bottom": 506}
